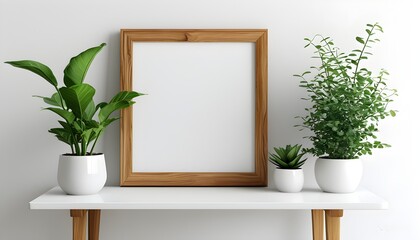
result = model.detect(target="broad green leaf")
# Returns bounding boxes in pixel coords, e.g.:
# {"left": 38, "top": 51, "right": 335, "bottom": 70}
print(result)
{"left": 33, "top": 95, "right": 59, "bottom": 107}
{"left": 73, "top": 121, "right": 83, "bottom": 132}
{"left": 58, "top": 120, "right": 73, "bottom": 132}
{"left": 60, "top": 84, "right": 96, "bottom": 118}
{"left": 83, "top": 120, "right": 102, "bottom": 143}
{"left": 101, "top": 117, "right": 119, "bottom": 128}
{"left": 99, "top": 100, "right": 133, "bottom": 122}
{"left": 49, "top": 128, "right": 73, "bottom": 145}
{"left": 81, "top": 129, "right": 94, "bottom": 144}
{"left": 5, "top": 60, "right": 57, "bottom": 86}
{"left": 83, "top": 100, "right": 95, "bottom": 120}
{"left": 63, "top": 43, "right": 106, "bottom": 87}
{"left": 85, "top": 120, "right": 100, "bottom": 129}
{"left": 51, "top": 93, "right": 66, "bottom": 108}
{"left": 33, "top": 92, "right": 65, "bottom": 108}
{"left": 95, "top": 102, "right": 107, "bottom": 112}
{"left": 89, "top": 102, "right": 108, "bottom": 120}
{"left": 110, "top": 91, "right": 144, "bottom": 103}
{"left": 44, "top": 107, "right": 75, "bottom": 123}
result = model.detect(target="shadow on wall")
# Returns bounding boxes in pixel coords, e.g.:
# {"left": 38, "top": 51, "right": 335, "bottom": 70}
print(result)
{"left": 103, "top": 31, "right": 122, "bottom": 186}
{"left": 101, "top": 209, "right": 311, "bottom": 240}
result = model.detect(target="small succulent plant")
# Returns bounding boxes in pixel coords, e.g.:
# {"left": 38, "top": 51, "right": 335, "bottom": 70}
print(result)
{"left": 269, "top": 144, "right": 307, "bottom": 169}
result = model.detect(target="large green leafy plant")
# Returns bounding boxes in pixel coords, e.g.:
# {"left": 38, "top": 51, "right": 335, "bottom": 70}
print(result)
{"left": 295, "top": 23, "right": 397, "bottom": 159}
{"left": 6, "top": 43, "right": 142, "bottom": 156}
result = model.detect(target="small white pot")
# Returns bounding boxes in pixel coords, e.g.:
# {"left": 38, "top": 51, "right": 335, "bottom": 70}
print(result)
{"left": 314, "top": 158, "right": 363, "bottom": 193}
{"left": 57, "top": 154, "right": 107, "bottom": 195}
{"left": 274, "top": 169, "right": 304, "bottom": 193}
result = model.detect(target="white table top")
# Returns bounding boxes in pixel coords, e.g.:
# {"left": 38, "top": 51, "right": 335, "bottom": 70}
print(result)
{"left": 30, "top": 186, "right": 388, "bottom": 210}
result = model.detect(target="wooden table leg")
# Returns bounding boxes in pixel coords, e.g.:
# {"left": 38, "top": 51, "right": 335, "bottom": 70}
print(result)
{"left": 70, "top": 210, "right": 87, "bottom": 240}
{"left": 88, "top": 210, "right": 101, "bottom": 240}
{"left": 311, "top": 209, "right": 324, "bottom": 240}
{"left": 325, "top": 210, "right": 343, "bottom": 240}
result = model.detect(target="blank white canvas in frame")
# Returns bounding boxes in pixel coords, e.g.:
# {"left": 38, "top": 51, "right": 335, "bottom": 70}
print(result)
{"left": 132, "top": 42, "right": 255, "bottom": 172}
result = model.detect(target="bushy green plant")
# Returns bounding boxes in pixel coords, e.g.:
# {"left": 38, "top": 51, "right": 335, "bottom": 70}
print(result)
{"left": 269, "top": 144, "right": 307, "bottom": 169}
{"left": 6, "top": 43, "right": 143, "bottom": 156}
{"left": 295, "top": 23, "right": 397, "bottom": 159}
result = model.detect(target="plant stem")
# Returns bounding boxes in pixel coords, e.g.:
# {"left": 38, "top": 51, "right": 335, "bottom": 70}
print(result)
{"left": 73, "top": 137, "right": 81, "bottom": 155}
{"left": 309, "top": 36, "right": 329, "bottom": 79}
{"left": 89, "top": 130, "right": 102, "bottom": 155}
{"left": 81, "top": 138, "right": 86, "bottom": 155}
{"left": 353, "top": 24, "right": 376, "bottom": 82}
{"left": 54, "top": 86, "right": 78, "bottom": 154}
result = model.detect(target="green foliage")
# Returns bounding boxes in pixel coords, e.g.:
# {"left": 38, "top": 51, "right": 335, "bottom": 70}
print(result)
{"left": 63, "top": 43, "right": 106, "bottom": 87}
{"left": 295, "top": 23, "right": 397, "bottom": 159}
{"left": 6, "top": 43, "right": 144, "bottom": 156}
{"left": 5, "top": 60, "right": 58, "bottom": 87}
{"left": 269, "top": 144, "right": 307, "bottom": 169}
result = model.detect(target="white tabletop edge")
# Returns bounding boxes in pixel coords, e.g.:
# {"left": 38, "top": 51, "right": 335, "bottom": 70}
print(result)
{"left": 29, "top": 186, "right": 389, "bottom": 210}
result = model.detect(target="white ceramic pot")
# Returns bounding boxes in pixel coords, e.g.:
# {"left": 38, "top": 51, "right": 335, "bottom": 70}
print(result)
{"left": 57, "top": 154, "right": 107, "bottom": 195}
{"left": 314, "top": 158, "right": 363, "bottom": 193}
{"left": 274, "top": 169, "right": 304, "bottom": 193}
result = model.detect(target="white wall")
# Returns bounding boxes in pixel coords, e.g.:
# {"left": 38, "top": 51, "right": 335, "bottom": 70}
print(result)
{"left": 1, "top": 0, "right": 419, "bottom": 239}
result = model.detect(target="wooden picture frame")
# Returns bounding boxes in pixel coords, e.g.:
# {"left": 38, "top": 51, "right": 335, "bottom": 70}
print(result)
{"left": 120, "top": 29, "right": 267, "bottom": 186}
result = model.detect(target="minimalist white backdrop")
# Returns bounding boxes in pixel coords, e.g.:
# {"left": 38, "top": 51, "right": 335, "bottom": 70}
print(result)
{"left": 0, "top": 0, "right": 419, "bottom": 239}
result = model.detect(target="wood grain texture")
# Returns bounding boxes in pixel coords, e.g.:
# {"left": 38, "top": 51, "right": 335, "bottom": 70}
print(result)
{"left": 255, "top": 30, "right": 268, "bottom": 186}
{"left": 120, "top": 29, "right": 268, "bottom": 186}
{"left": 325, "top": 209, "right": 343, "bottom": 218}
{"left": 325, "top": 210, "right": 343, "bottom": 240}
{"left": 311, "top": 210, "right": 324, "bottom": 240}
{"left": 70, "top": 210, "right": 87, "bottom": 240}
{"left": 120, "top": 29, "right": 134, "bottom": 185}
{"left": 88, "top": 210, "right": 100, "bottom": 240}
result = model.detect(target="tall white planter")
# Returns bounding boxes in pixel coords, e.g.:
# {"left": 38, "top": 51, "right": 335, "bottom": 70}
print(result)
{"left": 274, "top": 169, "right": 304, "bottom": 193}
{"left": 314, "top": 158, "right": 363, "bottom": 193}
{"left": 57, "top": 154, "right": 107, "bottom": 195}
